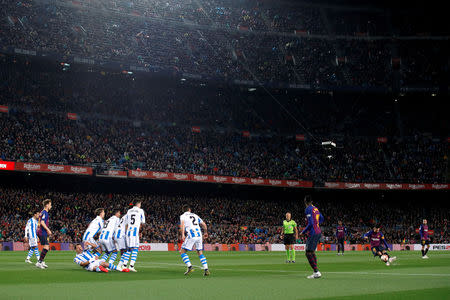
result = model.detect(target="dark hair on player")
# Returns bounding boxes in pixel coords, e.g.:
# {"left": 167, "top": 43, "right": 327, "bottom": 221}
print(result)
{"left": 43, "top": 199, "right": 51, "bottom": 207}
{"left": 135, "top": 200, "right": 142, "bottom": 205}
{"left": 95, "top": 208, "right": 104, "bottom": 216}
{"left": 304, "top": 195, "right": 313, "bottom": 205}
{"left": 182, "top": 204, "right": 191, "bottom": 212}
{"left": 113, "top": 207, "right": 121, "bottom": 214}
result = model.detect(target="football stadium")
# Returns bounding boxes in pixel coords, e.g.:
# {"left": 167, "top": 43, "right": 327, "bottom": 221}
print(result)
{"left": 0, "top": 0, "right": 449, "bottom": 299}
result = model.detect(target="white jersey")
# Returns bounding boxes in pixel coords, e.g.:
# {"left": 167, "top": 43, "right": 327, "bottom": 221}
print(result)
{"left": 115, "top": 216, "right": 127, "bottom": 240}
{"left": 83, "top": 216, "right": 104, "bottom": 241}
{"left": 125, "top": 206, "right": 146, "bottom": 238}
{"left": 99, "top": 215, "right": 120, "bottom": 241}
{"left": 25, "top": 217, "right": 38, "bottom": 240}
{"left": 180, "top": 212, "right": 203, "bottom": 239}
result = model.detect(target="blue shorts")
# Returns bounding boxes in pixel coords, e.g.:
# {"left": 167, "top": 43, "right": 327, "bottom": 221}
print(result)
{"left": 38, "top": 233, "right": 49, "bottom": 246}
{"left": 371, "top": 246, "right": 386, "bottom": 256}
{"left": 306, "top": 233, "right": 321, "bottom": 251}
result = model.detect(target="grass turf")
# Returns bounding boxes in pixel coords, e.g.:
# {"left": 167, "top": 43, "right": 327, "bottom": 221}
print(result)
{"left": 1, "top": 251, "right": 449, "bottom": 300}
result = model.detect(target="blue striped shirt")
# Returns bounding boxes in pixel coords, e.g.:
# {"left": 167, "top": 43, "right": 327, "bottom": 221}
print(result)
{"left": 74, "top": 250, "right": 95, "bottom": 266}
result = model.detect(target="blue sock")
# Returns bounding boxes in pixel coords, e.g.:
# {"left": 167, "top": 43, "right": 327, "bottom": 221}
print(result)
{"left": 199, "top": 254, "right": 208, "bottom": 269}
{"left": 26, "top": 249, "right": 33, "bottom": 259}
{"left": 181, "top": 253, "right": 192, "bottom": 267}
{"left": 108, "top": 251, "right": 118, "bottom": 264}
{"left": 34, "top": 247, "right": 40, "bottom": 258}
{"left": 101, "top": 252, "right": 109, "bottom": 261}
{"left": 120, "top": 250, "right": 130, "bottom": 266}
{"left": 108, "top": 263, "right": 117, "bottom": 270}
{"left": 129, "top": 247, "right": 138, "bottom": 267}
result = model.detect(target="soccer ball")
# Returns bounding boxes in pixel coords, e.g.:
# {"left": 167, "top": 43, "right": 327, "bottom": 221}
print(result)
{"left": 380, "top": 254, "right": 388, "bottom": 262}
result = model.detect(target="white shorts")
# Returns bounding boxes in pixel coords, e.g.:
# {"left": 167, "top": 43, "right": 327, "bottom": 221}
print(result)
{"left": 28, "top": 238, "right": 38, "bottom": 247}
{"left": 85, "top": 259, "right": 104, "bottom": 272}
{"left": 99, "top": 239, "right": 116, "bottom": 253}
{"left": 126, "top": 235, "right": 140, "bottom": 248}
{"left": 182, "top": 237, "right": 203, "bottom": 251}
{"left": 115, "top": 237, "right": 127, "bottom": 250}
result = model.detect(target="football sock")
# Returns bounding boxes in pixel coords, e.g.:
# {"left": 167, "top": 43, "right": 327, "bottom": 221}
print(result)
{"left": 291, "top": 249, "right": 295, "bottom": 261}
{"left": 424, "top": 248, "right": 429, "bottom": 255}
{"left": 108, "top": 263, "right": 117, "bottom": 270}
{"left": 286, "top": 249, "right": 290, "bottom": 260}
{"left": 120, "top": 250, "right": 130, "bottom": 266}
{"left": 421, "top": 249, "right": 425, "bottom": 256}
{"left": 108, "top": 251, "right": 118, "bottom": 264}
{"left": 199, "top": 254, "right": 208, "bottom": 269}
{"left": 101, "top": 252, "right": 109, "bottom": 261}
{"left": 181, "top": 253, "right": 192, "bottom": 267}
{"left": 38, "top": 248, "right": 48, "bottom": 263}
{"left": 34, "top": 247, "right": 40, "bottom": 258}
{"left": 129, "top": 247, "right": 138, "bottom": 267}
{"left": 306, "top": 252, "right": 318, "bottom": 272}
{"left": 26, "top": 248, "right": 33, "bottom": 260}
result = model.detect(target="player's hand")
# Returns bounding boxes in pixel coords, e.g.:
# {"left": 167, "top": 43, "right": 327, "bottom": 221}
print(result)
{"left": 24, "top": 237, "right": 28, "bottom": 243}
{"left": 181, "top": 235, "right": 185, "bottom": 242}
{"left": 388, "top": 248, "right": 391, "bottom": 252}
{"left": 203, "top": 232, "right": 208, "bottom": 239}
{"left": 47, "top": 229, "right": 52, "bottom": 236}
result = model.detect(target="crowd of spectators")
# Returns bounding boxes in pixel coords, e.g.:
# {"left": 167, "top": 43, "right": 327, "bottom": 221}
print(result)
{"left": 0, "top": 187, "right": 448, "bottom": 245}
{"left": 0, "top": 0, "right": 446, "bottom": 87}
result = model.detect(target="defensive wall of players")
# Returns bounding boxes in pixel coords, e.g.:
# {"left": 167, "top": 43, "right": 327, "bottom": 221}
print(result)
{"left": 1, "top": 161, "right": 449, "bottom": 191}
{"left": 1, "top": 242, "right": 450, "bottom": 252}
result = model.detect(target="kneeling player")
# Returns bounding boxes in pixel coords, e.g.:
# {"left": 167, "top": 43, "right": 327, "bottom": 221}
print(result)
{"left": 180, "top": 205, "right": 210, "bottom": 276}
{"left": 74, "top": 244, "right": 129, "bottom": 272}
{"left": 364, "top": 226, "right": 397, "bottom": 266}
{"left": 82, "top": 208, "right": 105, "bottom": 256}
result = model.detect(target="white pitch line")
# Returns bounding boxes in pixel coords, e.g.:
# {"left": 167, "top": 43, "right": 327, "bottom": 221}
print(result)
{"left": 140, "top": 262, "right": 450, "bottom": 277}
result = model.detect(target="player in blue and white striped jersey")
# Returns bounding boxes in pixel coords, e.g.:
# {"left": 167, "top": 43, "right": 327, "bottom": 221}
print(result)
{"left": 119, "top": 201, "right": 145, "bottom": 272}
{"left": 82, "top": 208, "right": 105, "bottom": 256}
{"left": 24, "top": 210, "right": 40, "bottom": 263}
{"left": 180, "top": 204, "right": 210, "bottom": 276}
{"left": 73, "top": 243, "right": 129, "bottom": 273}
{"left": 116, "top": 214, "right": 129, "bottom": 268}
{"left": 99, "top": 208, "right": 121, "bottom": 264}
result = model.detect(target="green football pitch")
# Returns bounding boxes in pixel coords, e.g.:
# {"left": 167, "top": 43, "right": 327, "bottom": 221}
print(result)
{"left": 1, "top": 251, "right": 450, "bottom": 300}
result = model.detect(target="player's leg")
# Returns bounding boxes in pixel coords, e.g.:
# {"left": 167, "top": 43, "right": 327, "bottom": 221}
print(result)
{"left": 196, "top": 239, "right": 209, "bottom": 276}
{"left": 37, "top": 235, "right": 49, "bottom": 268}
{"left": 33, "top": 246, "right": 40, "bottom": 260}
{"left": 128, "top": 247, "right": 139, "bottom": 271}
{"left": 108, "top": 250, "right": 118, "bottom": 264}
{"left": 290, "top": 244, "right": 296, "bottom": 262}
{"left": 25, "top": 245, "right": 34, "bottom": 263}
{"left": 181, "top": 239, "right": 194, "bottom": 275}
{"left": 421, "top": 240, "right": 426, "bottom": 257}
{"left": 305, "top": 234, "right": 321, "bottom": 278}
{"left": 423, "top": 243, "right": 430, "bottom": 258}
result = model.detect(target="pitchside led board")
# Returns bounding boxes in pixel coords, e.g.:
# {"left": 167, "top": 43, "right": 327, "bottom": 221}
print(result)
{"left": 3, "top": 242, "right": 450, "bottom": 252}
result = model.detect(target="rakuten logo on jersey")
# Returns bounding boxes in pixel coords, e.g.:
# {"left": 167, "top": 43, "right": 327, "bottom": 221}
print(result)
{"left": 23, "top": 163, "right": 42, "bottom": 171}
{"left": 47, "top": 164, "right": 65, "bottom": 172}
{"left": 152, "top": 172, "right": 169, "bottom": 179}
{"left": 250, "top": 178, "right": 265, "bottom": 185}
{"left": 193, "top": 175, "right": 209, "bottom": 181}
{"left": 173, "top": 173, "right": 188, "bottom": 180}
{"left": 231, "top": 177, "right": 246, "bottom": 183}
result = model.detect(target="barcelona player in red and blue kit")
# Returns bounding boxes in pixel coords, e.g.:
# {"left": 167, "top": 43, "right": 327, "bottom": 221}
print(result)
{"left": 36, "top": 199, "right": 52, "bottom": 269}
{"left": 336, "top": 221, "right": 347, "bottom": 255}
{"left": 300, "top": 195, "right": 324, "bottom": 279}
{"left": 420, "top": 219, "right": 430, "bottom": 259}
{"left": 364, "top": 226, "right": 396, "bottom": 266}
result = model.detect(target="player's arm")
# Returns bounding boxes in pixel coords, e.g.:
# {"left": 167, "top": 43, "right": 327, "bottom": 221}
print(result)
{"left": 280, "top": 224, "right": 284, "bottom": 239}
{"left": 301, "top": 211, "right": 313, "bottom": 235}
{"left": 180, "top": 219, "right": 186, "bottom": 241}
{"left": 200, "top": 221, "right": 208, "bottom": 239}
{"left": 40, "top": 217, "right": 52, "bottom": 235}
{"left": 24, "top": 222, "right": 29, "bottom": 241}
{"left": 363, "top": 230, "right": 372, "bottom": 239}
{"left": 419, "top": 225, "right": 424, "bottom": 239}
{"left": 319, "top": 212, "right": 324, "bottom": 225}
